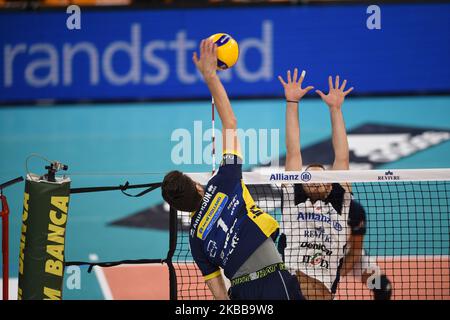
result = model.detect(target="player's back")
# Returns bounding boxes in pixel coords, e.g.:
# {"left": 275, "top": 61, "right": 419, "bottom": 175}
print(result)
{"left": 189, "top": 153, "right": 279, "bottom": 280}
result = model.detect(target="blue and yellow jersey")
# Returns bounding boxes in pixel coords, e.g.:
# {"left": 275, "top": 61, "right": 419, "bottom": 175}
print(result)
{"left": 189, "top": 152, "right": 279, "bottom": 281}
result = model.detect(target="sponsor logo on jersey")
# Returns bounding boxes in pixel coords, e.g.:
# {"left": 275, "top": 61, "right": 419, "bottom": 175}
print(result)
{"left": 191, "top": 208, "right": 204, "bottom": 237}
{"left": 302, "top": 253, "right": 329, "bottom": 269}
{"left": 222, "top": 219, "right": 240, "bottom": 266}
{"left": 304, "top": 228, "right": 331, "bottom": 243}
{"left": 300, "top": 242, "right": 333, "bottom": 256}
{"left": 197, "top": 192, "right": 229, "bottom": 240}
{"left": 231, "top": 234, "right": 239, "bottom": 249}
{"left": 190, "top": 189, "right": 215, "bottom": 237}
{"left": 222, "top": 233, "right": 240, "bottom": 267}
{"left": 227, "top": 195, "right": 240, "bottom": 217}
{"left": 207, "top": 184, "right": 217, "bottom": 194}
{"left": 207, "top": 240, "right": 218, "bottom": 258}
{"left": 199, "top": 190, "right": 214, "bottom": 212}
{"left": 297, "top": 211, "right": 343, "bottom": 231}
{"left": 223, "top": 218, "right": 238, "bottom": 250}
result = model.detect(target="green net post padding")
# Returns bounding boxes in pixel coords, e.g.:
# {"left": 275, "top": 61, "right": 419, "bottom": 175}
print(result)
{"left": 18, "top": 174, "right": 71, "bottom": 300}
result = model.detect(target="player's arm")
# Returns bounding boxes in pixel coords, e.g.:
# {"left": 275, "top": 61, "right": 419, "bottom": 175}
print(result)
{"left": 193, "top": 39, "right": 240, "bottom": 156}
{"left": 205, "top": 274, "right": 230, "bottom": 300}
{"left": 316, "top": 76, "right": 354, "bottom": 171}
{"left": 341, "top": 201, "right": 366, "bottom": 276}
{"left": 278, "top": 69, "right": 314, "bottom": 171}
{"left": 340, "top": 234, "right": 364, "bottom": 276}
{"left": 190, "top": 236, "right": 230, "bottom": 300}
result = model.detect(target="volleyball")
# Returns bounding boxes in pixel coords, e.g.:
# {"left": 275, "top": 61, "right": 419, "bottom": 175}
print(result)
{"left": 208, "top": 33, "right": 239, "bottom": 70}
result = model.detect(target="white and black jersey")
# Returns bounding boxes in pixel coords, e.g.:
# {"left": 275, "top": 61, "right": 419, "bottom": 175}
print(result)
{"left": 280, "top": 183, "right": 366, "bottom": 293}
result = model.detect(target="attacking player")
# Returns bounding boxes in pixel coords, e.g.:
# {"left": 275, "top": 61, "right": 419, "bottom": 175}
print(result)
{"left": 278, "top": 69, "right": 392, "bottom": 300}
{"left": 161, "top": 39, "right": 303, "bottom": 300}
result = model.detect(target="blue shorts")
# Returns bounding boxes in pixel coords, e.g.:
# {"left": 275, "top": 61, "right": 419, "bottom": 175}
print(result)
{"left": 229, "top": 269, "right": 304, "bottom": 300}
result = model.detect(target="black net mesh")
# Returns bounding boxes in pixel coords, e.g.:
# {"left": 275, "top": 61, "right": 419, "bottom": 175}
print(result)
{"left": 172, "top": 181, "right": 450, "bottom": 300}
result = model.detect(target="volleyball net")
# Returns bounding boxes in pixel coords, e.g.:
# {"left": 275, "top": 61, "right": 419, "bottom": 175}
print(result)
{"left": 14, "top": 167, "right": 450, "bottom": 300}
{"left": 172, "top": 169, "right": 450, "bottom": 300}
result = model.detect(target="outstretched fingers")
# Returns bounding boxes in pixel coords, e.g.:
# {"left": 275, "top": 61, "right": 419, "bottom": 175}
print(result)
{"left": 200, "top": 39, "right": 206, "bottom": 57}
{"left": 292, "top": 68, "right": 298, "bottom": 83}
{"left": 192, "top": 52, "right": 199, "bottom": 67}
{"left": 278, "top": 75, "right": 287, "bottom": 86}
{"left": 299, "top": 69, "right": 306, "bottom": 86}
{"left": 328, "top": 75, "right": 333, "bottom": 90}
{"left": 329, "top": 75, "right": 353, "bottom": 94}
{"left": 206, "top": 39, "right": 213, "bottom": 54}
{"left": 209, "top": 39, "right": 216, "bottom": 55}
{"left": 316, "top": 89, "right": 326, "bottom": 99}
{"left": 344, "top": 87, "right": 354, "bottom": 96}
{"left": 304, "top": 85, "right": 314, "bottom": 93}
{"left": 287, "top": 70, "right": 292, "bottom": 83}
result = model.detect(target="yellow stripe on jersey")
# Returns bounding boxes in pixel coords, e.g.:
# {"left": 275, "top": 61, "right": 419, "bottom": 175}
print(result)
{"left": 241, "top": 181, "right": 279, "bottom": 238}
{"left": 204, "top": 269, "right": 222, "bottom": 281}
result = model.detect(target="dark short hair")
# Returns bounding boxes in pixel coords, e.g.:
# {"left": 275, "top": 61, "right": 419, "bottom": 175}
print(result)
{"left": 161, "top": 170, "right": 202, "bottom": 212}
{"left": 305, "top": 163, "right": 326, "bottom": 171}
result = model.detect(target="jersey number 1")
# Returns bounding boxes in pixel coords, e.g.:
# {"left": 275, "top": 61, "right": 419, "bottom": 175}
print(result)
{"left": 217, "top": 218, "right": 229, "bottom": 233}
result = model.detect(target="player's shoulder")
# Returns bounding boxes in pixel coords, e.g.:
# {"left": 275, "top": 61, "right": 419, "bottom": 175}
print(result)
{"left": 333, "top": 183, "right": 347, "bottom": 193}
{"left": 348, "top": 200, "right": 367, "bottom": 234}
{"left": 327, "top": 183, "right": 346, "bottom": 201}
{"left": 329, "top": 183, "right": 354, "bottom": 201}
{"left": 339, "top": 182, "right": 352, "bottom": 194}
{"left": 349, "top": 199, "right": 366, "bottom": 216}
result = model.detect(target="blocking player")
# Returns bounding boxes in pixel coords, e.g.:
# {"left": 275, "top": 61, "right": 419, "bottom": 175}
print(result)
{"left": 161, "top": 39, "right": 303, "bottom": 300}
{"left": 278, "top": 70, "right": 392, "bottom": 300}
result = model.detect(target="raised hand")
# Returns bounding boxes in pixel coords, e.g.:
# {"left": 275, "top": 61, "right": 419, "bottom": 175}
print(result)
{"left": 278, "top": 68, "right": 314, "bottom": 103}
{"left": 316, "top": 76, "right": 354, "bottom": 110}
{"left": 193, "top": 39, "right": 217, "bottom": 80}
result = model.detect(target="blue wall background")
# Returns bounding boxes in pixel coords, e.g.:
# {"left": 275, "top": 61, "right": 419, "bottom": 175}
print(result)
{"left": 1, "top": 3, "right": 450, "bottom": 103}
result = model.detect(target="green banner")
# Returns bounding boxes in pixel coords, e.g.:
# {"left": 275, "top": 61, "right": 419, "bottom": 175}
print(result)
{"left": 18, "top": 175, "right": 71, "bottom": 300}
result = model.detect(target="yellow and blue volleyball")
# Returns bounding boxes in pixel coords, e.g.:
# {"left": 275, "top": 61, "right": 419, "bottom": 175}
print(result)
{"left": 208, "top": 33, "right": 239, "bottom": 70}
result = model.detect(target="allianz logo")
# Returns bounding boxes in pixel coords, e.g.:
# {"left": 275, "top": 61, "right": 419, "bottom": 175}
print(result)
{"left": 269, "top": 172, "right": 311, "bottom": 182}
{"left": 297, "top": 212, "right": 343, "bottom": 231}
